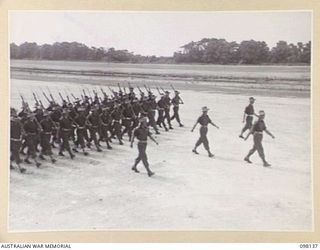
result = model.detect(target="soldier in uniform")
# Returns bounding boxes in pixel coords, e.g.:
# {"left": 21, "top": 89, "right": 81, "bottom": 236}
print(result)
{"left": 156, "top": 95, "right": 168, "bottom": 131}
{"left": 130, "top": 117, "right": 158, "bottom": 177}
{"left": 147, "top": 95, "right": 160, "bottom": 134}
{"left": 58, "top": 109, "right": 75, "bottom": 159}
{"left": 244, "top": 110, "right": 275, "bottom": 167}
{"left": 239, "top": 97, "right": 257, "bottom": 138}
{"left": 191, "top": 106, "right": 219, "bottom": 158}
{"left": 23, "top": 113, "right": 42, "bottom": 167}
{"left": 163, "top": 91, "right": 173, "bottom": 129}
{"left": 121, "top": 99, "right": 135, "bottom": 141}
{"left": 131, "top": 98, "right": 141, "bottom": 130}
{"left": 74, "top": 107, "right": 90, "bottom": 155}
{"left": 10, "top": 108, "right": 26, "bottom": 173}
{"left": 39, "top": 111, "right": 57, "bottom": 163}
{"left": 111, "top": 102, "right": 124, "bottom": 145}
{"left": 170, "top": 90, "right": 184, "bottom": 127}
{"left": 99, "top": 106, "right": 113, "bottom": 149}
{"left": 87, "top": 106, "right": 102, "bottom": 152}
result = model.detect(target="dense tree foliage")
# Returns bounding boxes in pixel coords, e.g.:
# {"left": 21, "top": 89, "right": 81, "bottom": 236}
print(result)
{"left": 10, "top": 39, "right": 311, "bottom": 65}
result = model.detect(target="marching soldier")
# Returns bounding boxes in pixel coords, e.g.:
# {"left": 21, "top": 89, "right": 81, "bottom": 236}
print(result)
{"left": 163, "top": 91, "right": 173, "bottom": 129}
{"left": 121, "top": 99, "right": 135, "bottom": 141}
{"left": 239, "top": 97, "right": 257, "bottom": 138}
{"left": 130, "top": 117, "right": 158, "bottom": 177}
{"left": 111, "top": 102, "right": 124, "bottom": 145}
{"left": 10, "top": 108, "right": 26, "bottom": 173}
{"left": 156, "top": 95, "right": 168, "bottom": 131}
{"left": 147, "top": 95, "right": 160, "bottom": 134}
{"left": 99, "top": 106, "right": 113, "bottom": 149}
{"left": 170, "top": 90, "right": 184, "bottom": 127}
{"left": 23, "top": 113, "right": 42, "bottom": 167}
{"left": 58, "top": 109, "right": 75, "bottom": 159}
{"left": 87, "top": 106, "right": 102, "bottom": 152}
{"left": 191, "top": 106, "right": 219, "bottom": 158}
{"left": 74, "top": 107, "right": 90, "bottom": 155}
{"left": 244, "top": 110, "right": 275, "bottom": 167}
{"left": 39, "top": 111, "right": 57, "bottom": 163}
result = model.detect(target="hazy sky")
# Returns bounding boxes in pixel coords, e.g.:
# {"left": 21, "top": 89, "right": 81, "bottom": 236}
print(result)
{"left": 10, "top": 11, "right": 311, "bottom": 56}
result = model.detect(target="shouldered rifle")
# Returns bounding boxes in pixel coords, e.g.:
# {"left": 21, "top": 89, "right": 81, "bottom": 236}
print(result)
{"left": 144, "top": 84, "right": 151, "bottom": 93}
{"left": 160, "top": 87, "right": 166, "bottom": 93}
{"left": 58, "top": 92, "right": 65, "bottom": 103}
{"left": 137, "top": 86, "right": 144, "bottom": 94}
{"left": 42, "top": 91, "right": 51, "bottom": 103}
{"left": 46, "top": 87, "right": 55, "bottom": 103}
{"left": 156, "top": 86, "right": 164, "bottom": 95}
{"left": 33, "top": 92, "right": 40, "bottom": 107}
{"left": 71, "top": 93, "right": 77, "bottom": 101}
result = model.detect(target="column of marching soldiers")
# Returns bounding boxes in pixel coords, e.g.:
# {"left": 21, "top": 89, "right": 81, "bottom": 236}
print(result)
{"left": 10, "top": 83, "right": 184, "bottom": 176}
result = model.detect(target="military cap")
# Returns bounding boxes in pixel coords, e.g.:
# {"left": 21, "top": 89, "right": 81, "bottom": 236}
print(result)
{"left": 202, "top": 106, "right": 209, "bottom": 112}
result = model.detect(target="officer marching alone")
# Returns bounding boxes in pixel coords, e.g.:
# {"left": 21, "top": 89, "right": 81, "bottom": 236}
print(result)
{"left": 130, "top": 116, "right": 159, "bottom": 177}
{"left": 239, "top": 97, "right": 258, "bottom": 139}
{"left": 191, "top": 106, "right": 219, "bottom": 158}
{"left": 243, "top": 110, "right": 275, "bottom": 167}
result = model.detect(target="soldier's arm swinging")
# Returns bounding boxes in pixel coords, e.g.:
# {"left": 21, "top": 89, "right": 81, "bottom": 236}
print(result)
{"left": 242, "top": 112, "right": 246, "bottom": 123}
{"left": 191, "top": 120, "right": 198, "bottom": 132}
{"left": 210, "top": 121, "right": 219, "bottom": 129}
{"left": 265, "top": 129, "right": 275, "bottom": 139}
{"left": 148, "top": 134, "right": 159, "bottom": 145}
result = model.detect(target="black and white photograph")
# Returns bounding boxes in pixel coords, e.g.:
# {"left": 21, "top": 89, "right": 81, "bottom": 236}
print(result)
{"left": 9, "top": 11, "right": 312, "bottom": 232}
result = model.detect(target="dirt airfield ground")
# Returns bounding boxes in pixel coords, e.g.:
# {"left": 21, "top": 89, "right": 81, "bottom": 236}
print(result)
{"left": 9, "top": 61, "right": 312, "bottom": 231}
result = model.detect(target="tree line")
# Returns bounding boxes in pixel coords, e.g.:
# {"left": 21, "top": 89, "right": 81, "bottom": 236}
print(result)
{"left": 10, "top": 39, "right": 311, "bottom": 65}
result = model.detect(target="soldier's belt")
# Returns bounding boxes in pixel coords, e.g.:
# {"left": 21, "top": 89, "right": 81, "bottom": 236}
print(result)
{"left": 61, "top": 128, "right": 71, "bottom": 131}
{"left": 44, "top": 132, "right": 52, "bottom": 135}
{"left": 91, "top": 126, "right": 98, "bottom": 128}
{"left": 158, "top": 108, "right": 164, "bottom": 110}
{"left": 124, "top": 117, "right": 131, "bottom": 120}
{"left": 201, "top": 125, "right": 208, "bottom": 127}
{"left": 27, "top": 132, "right": 37, "bottom": 135}
{"left": 113, "top": 120, "right": 120, "bottom": 123}
{"left": 254, "top": 131, "right": 263, "bottom": 134}
{"left": 10, "top": 137, "right": 22, "bottom": 142}
{"left": 77, "top": 126, "right": 85, "bottom": 129}
{"left": 247, "top": 114, "right": 254, "bottom": 117}
{"left": 138, "top": 140, "right": 147, "bottom": 143}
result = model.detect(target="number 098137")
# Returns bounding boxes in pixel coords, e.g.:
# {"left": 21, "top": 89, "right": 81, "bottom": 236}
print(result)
{"left": 300, "top": 244, "right": 318, "bottom": 248}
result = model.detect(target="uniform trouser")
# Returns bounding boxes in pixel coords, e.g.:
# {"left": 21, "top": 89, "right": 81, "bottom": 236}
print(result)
{"left": 76, "top": 128, "right": 86, "bottom": 149}
{"left": 131, "top": 117, "right": 139, "bottom": 130}
{"left": 171, "top": 106, "right": 181, "bottom": 124}
{"left": 148, "top": 111, "right": 158, "bottom": 132}
{"left": 112, "top": 121, "right": 122, "bottom": 142}
{"left": 242, "top": 116, "right": 253, "bottom": 133}
{"left": 40, "top": 133, "right": 53, "bottom": 155}
{"left": 89, "top": 127, "right": 99, "bottom": 147}
{"left": 195, "top": 126, "right": 210, "bottom": 151}
{"left": 100, "top": 125, "right": 112, "bottom": 147}
{"left": 157, "top": 109, "right": 167, "bottom": 129}
{"left": 10, "top": 139, "right": 22, "bottom": 164}
{"left": 122, "top": 118, "right": 133, "bottom": 139}
{"left": 246, "top": 133, "right": 266, "bottom": 162}
{"left": 25, "top": 134, "right": 38, "bottom": 158}
{"left": 134, "top": 142, "right": 151, "bottom": 173}
{"left": 164, "top": 108, "right": 172, "bottom": 127}
{"left": 60, "top": 130, "right": 72, "bottom": 155}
